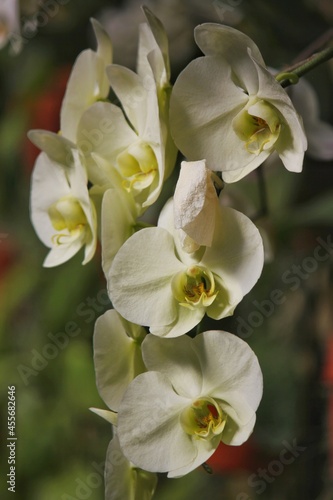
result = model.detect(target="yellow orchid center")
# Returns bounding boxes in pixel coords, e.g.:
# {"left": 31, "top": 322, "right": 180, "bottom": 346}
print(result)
{"left": 117, "top": 141, "right": 158, "bottom": 192}
{"left": 233, "top": 98, "right": 281, "bottom": 155}
{"left": 48, "top": 196, "right": 88, "bottom": 245}
{"left": 172, "top": 266, "right": 217, "bottom": 309}
{"left": 180, "top": 397, "right": 227, "bottom": 439}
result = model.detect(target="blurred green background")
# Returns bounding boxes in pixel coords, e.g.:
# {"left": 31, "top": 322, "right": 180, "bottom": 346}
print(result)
{"left": 1, "top": 0, "right": 333, "bottom": 498}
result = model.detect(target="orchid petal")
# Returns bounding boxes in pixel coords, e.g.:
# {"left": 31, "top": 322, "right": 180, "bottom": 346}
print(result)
{"left": 101, "top": 188, "right": 137, "bottom": 274}
{"left": 60, "top": 19, "right": 112, "bottom": 141}
{"left": 141, "top": 334, "right": 203, "bottom": 398}
{"left": 108, "top": 227, "right": 183, "bottom": 327}
{"left": 94, "top": 310, "right": 146, "bottom": 411}
{"left": 107, "top": 65, "right": 149, "bottom": 136}
{"left": 28, "top": 130, "right": 75, "bottom": 166}
{"left": 118, "top": 371, "right": 195, "bottom": 473}
{"left": 192, "top": 331, "right": 263, "bottom": 412}
{"left": 105, "top": 435, "right": 158, "bottom": 500}
{"left": 174, "top": 160, "right": 218, "bottom": 248}
{"left": 202, "top": 205, "right": 264, "bottom": 301}
{"left": 194, "top": 23, "right": 264, "bottom": 94}
{"left": 167, "top": 435, "right": 220, "bottom": 478}
{"left": 289, "top": 78, "right": 333, "bottom": 160}
{"left": 90, "top": 407, "right": 117, "bottom": 425}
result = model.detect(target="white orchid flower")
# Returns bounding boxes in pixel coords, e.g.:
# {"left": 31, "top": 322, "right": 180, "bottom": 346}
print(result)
{"left": 29, "top": 134, "right": 97, "bottom": 267}
{"left": 174, "top": 159, "right": 221, "bottom": 253}
{"left": 60, "top": 19, "right": 113, "bottom": 142}
{"left": 76, "top": 95, "right": 163, "bottom": 211}
{"left": 94, "top": 309, "right": 147, "bottom": 412}
{"left": 77, "top": 74, "right": 165, "bottom": 212}
{"left": 108, "top": 197, "right": 263, "bottom": 337}
{"left": 105, "top": 433, "right": 158, "bottom": 500}
{"left": 170, "top": 23, "right": 307, "bottom": 183}
{"left": 117, "top": 330, "right": 263, "bottom": 477}
{"left": 76, "top": 9, "right": 176, "bottom": 212}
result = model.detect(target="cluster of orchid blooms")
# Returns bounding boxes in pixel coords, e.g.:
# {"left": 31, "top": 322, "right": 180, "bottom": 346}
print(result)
{"left": 28, "top": 5, "right": 327, "bottom": 499}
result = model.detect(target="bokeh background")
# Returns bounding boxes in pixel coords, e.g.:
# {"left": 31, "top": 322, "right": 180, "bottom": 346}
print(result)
{"left": 1, "top": 0, "right": 333, "bottom": 498}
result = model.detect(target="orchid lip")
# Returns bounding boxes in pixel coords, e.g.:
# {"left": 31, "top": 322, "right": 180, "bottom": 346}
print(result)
{"left": 48, "top": 195, "right": 88, "bottom": 247}
{"left": 172, "top": 266, "right": 218, "bottom": 310}
{"left": 117, "top": 141, "right": 158, "bottom": 193}
{"left": 180, "top": 397, "right": 227, "bottom": 440}
{"left": 232, "top": 98, "right": 281, "bottom": 155}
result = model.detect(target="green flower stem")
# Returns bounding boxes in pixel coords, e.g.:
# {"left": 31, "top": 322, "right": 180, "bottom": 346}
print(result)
{"left": 275, "top": 72, "right": 299, "bottom": 85}
{"left": 276, "top": 44, "right": 333, "bottom": 88}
